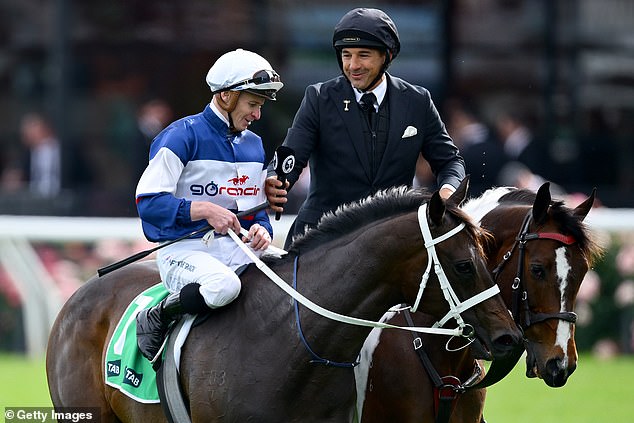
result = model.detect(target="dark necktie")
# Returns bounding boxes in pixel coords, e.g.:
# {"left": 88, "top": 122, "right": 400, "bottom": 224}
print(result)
{"left": 360, "top": 92, "right": 377, "bottom": 127}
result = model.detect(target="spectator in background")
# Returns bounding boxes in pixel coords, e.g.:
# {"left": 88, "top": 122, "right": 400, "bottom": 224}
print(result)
{"left": 445, "top": 98, "right": 507, "bottom": 197}
{"left": 494, "top": 110, "right": 544, "bottom": 173}
{"left": 19, "top": 112, "right": 61, "bottom": 197}
{"left": 495, "top": 109, "right": 553, "bottom": 191}
{"left": 132, "top": 99, "right": 174, "bottom": 181}
{"left": 497, "top": 160, "right": 567, "bottom": 197}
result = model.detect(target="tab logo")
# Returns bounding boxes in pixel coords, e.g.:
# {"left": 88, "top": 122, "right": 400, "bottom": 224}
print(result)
{"left": 123, "top": 366, "right": 143, "bottom": 388}
{"left": 107, "top": 359, "right": 121, "bottom": 377}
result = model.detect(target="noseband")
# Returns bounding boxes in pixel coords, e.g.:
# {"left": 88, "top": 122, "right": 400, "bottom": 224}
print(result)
{"left": 492, "top": 210, "right": 578, "bottom": 330}
{"left": 411, "top": 204, "right": 501, "bottom": 340}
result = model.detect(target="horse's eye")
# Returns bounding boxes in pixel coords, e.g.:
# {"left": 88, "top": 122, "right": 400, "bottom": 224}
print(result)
{"left": 455, "top": 261, "right": 474, "bottom": 275}
{"left": 530, "top": 264, "right": 546, "bottom": 280}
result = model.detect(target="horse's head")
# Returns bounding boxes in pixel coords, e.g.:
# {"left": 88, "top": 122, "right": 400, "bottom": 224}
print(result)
{"left": 289, "top": 178, "right": 522, "bottom": 364}
{"left": 482, "top": 183, "right": 603, "bottom": 387}
{"left": 405, "top": 177, "right": 523, "bottom": 362}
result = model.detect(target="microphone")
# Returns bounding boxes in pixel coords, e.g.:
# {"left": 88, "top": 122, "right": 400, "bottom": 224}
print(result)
{"left": 272, "top": 146, "right": 295, "bottom": 221}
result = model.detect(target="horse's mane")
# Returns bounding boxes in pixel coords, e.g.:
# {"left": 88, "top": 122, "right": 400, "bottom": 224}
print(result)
{"left": 497, "top": 188, "right": 540, "bottom": 206}
{"left": 497, "top": 188, "right": 604, "bottom": 265}
{"left": 288, "top": 186, "right": 485, "bottom": 255}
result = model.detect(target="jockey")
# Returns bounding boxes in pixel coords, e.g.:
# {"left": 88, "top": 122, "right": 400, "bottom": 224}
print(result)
{"left": 135, "top": 49, "right": 283, "bottom": 365}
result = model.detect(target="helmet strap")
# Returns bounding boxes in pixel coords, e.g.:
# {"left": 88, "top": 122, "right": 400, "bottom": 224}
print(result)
{"left": 215, "top": 91, "right": 241, "bottom": 131}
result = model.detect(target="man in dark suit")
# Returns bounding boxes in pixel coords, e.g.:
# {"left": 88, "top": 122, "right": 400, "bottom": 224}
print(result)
{"left": 266, "top": 8, "right": 465, "bottom": 248}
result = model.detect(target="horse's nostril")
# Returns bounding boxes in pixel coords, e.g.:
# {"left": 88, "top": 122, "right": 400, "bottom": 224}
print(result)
{"left": 494, "top": 334, "right": 519, "bottom": 348}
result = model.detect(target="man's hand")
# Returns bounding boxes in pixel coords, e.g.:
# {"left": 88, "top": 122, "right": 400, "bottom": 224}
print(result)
{"left": 439, "top": 187, "right": 454, "bottom": 200}
{"left": 265, "top": 176, "right": 289, "bottom": 214}
{"left": 242, "top": 224, "right": 271, "bottom": 251}
{"left": 190, "top": 201, "right": 241, "bottom": 235}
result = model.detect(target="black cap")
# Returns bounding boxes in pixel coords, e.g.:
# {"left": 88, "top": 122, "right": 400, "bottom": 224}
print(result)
{"left": 333, "top": 8, "right": 400, "bottom": 59}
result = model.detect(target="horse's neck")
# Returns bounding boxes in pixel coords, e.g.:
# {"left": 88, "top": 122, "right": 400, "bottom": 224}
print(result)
{"left": 294, "top": 220, "right": 420, "bottom": 360}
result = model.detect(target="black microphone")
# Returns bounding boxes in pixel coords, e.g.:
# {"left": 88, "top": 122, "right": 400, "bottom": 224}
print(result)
{"left": 272, "top": 146, "right": 295, "bottom": 221}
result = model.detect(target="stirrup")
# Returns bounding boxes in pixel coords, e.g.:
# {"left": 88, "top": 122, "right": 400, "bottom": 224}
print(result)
{"left": 150, "top": 337, "right": 169, "bottom": 371}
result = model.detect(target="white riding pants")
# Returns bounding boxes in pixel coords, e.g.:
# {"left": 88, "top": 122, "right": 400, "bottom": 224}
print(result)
{"left": 156, "top": 235, "right": 259, "bottom": 309}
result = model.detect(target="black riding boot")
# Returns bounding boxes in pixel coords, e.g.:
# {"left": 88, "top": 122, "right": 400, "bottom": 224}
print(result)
{"left": 136, "top": 292, "right": 182, "bottom": 363}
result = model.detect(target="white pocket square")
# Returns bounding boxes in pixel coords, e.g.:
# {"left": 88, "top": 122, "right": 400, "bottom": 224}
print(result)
{"left": 402, "top": 126, "right": 418, "bottom": 138}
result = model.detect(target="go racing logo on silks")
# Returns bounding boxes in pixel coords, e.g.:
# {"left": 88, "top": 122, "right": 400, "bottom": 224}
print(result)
{"left": 190, "top": 177, "right": 260, "bottom": 197}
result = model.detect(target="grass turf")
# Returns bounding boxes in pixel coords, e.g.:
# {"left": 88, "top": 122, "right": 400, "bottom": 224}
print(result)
{"left": 1, "top": 353, "right": 633, "bottom": 421}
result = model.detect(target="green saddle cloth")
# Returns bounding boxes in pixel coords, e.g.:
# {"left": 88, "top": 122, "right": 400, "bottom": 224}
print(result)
{"left": 105, "top": 283, "right": 169, "bottom": 403}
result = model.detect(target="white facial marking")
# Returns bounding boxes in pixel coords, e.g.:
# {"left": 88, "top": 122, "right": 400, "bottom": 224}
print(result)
{"left": 555, "top": 246, "right": 572, "bottom": 363}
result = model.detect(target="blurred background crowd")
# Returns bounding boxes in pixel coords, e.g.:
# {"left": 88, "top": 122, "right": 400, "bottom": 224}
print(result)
{"left": 0, "top": 0, "right": 632, "bottom": 356}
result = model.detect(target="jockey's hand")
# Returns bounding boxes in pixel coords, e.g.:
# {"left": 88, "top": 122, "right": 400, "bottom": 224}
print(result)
{"left": 242, "top": 224, "right": 271, "bottom": 251}
{"left": 265, "top": 176, "right": 288, "bottom": 214}
{"left": 191, "top": 201, "right": 241, "bottom": 235}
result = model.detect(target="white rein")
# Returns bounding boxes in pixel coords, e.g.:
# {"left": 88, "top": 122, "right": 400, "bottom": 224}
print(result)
{"left": 227, "top": 203, "right": 499, "bottom": 337}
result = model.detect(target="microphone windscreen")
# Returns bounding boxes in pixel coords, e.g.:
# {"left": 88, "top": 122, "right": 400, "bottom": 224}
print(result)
{"left": 274, "top": 146, "right": 295, "bottom": 175}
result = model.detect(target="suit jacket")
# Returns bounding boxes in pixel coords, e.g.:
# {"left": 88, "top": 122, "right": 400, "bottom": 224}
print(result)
{"left": 272, "top": 74, "right": 465, "bottom": 232}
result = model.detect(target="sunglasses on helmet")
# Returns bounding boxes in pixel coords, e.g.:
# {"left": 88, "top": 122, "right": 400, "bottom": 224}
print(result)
{"left": 221, "top": 69, "right": 281, "bottom": 92}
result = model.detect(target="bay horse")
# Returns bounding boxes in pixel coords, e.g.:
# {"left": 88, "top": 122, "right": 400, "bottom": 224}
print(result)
{"left": 356, "top": 183, "right": 603, "bottom": 423}
{"left": 46, "top": 181, "right": 523, "bottom": 422}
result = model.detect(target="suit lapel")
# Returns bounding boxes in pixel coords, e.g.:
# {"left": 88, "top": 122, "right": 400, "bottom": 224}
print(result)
{"left": 332, "top": 81, "right": 372, "bottom": 181}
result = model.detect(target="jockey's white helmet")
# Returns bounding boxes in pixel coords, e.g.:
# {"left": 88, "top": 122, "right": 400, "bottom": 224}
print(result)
{"left": 206, "top": 49, "right": 283, "bottom": 100}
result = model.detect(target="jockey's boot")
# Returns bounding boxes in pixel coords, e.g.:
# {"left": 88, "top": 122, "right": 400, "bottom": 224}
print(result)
{"left": 136, "top": 292, "right": 182, "bottom": 363}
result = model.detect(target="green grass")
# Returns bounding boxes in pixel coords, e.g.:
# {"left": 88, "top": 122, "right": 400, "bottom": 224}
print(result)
{"left": 484, "top": 354, "right": 634, "bottom": 422}
{"left": 0, "top": 354, "right": 52, "bottom": 423}
{"left": 1, "top": 353, "right": 633, "bottom": 421}
{"left": 0, "top": 354, "right": 52, "bottom": 409}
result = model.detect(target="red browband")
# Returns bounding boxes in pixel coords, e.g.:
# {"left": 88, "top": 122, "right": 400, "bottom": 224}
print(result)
{"left": 533, "top": 233, "right": 576, "bottom": 245}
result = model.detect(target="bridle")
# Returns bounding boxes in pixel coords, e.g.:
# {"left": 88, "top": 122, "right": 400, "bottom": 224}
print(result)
{"left": 410, "top": 204, "right": 501, "bottom": 340}
{"left": 244, "top": 202, "right": 501, "bottom": 368}
{"left": 491, "top": 210, "right": 578, "bottom": 330}
{"left": 290, "top": 203, "right": 502, "bottom": 367}
{"left": 401, "top": 207, "right": 579, "bottom": 423}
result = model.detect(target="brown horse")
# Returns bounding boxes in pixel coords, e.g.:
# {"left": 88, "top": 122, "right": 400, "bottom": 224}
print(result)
{"left": 46, "top": 181, "right": 523, "bottom": 422}
{"left": 356, "top": 183, "right": 603, "bottom": 423}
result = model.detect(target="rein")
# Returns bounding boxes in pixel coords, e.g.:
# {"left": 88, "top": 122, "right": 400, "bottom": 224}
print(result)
{"left": 492, "top": 210, "right": 578, "bottom": 330}
{"left": 227, "top": 202, "right": 501, "bottom": 366}
{"left": 227, "top": 221, "right": 459, "bottom": 336}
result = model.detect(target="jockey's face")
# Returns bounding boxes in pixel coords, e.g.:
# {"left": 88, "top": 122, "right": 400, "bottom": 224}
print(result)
{"left": 230, "top": 91, "right": 266, "bottom": 132}
{"left": 341, "top": 47, "right": 386, "bottom": 91}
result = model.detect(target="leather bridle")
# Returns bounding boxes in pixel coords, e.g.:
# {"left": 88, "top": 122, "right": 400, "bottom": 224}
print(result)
{"left": 491, "top": 210, "right": 578, "bottom": 331}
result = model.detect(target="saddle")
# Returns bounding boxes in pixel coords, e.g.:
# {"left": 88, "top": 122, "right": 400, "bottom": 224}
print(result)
{"left": 104, "top": 265, "right": 249, "bottom": 408}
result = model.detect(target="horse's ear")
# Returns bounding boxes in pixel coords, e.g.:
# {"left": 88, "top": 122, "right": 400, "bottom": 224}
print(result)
{"left": 428, "top": 190, "right": 446, "bottom": 226}
{"left": 446, "top": 176, "right": 470, "bottom": 208}
{"left": 573, "top": 187, "right": 596, "bottom": 221}
{"left": 532, "top": 182, "right": 551, "bottom": 224}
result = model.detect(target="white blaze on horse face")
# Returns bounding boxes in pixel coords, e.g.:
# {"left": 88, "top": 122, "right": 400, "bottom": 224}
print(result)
{"left": 555, "top": 247, "right": 573, "bottom": 359}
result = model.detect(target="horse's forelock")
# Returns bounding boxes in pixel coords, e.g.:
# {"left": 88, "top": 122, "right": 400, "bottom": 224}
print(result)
{"left": 447, "top": 205, "right": 492, "bottom": 259}
{"left": 548, "top": 202, "right": 604, "bottom": 265}
{"left": 486, "top": 195, "right": 603, "bottom": 266}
